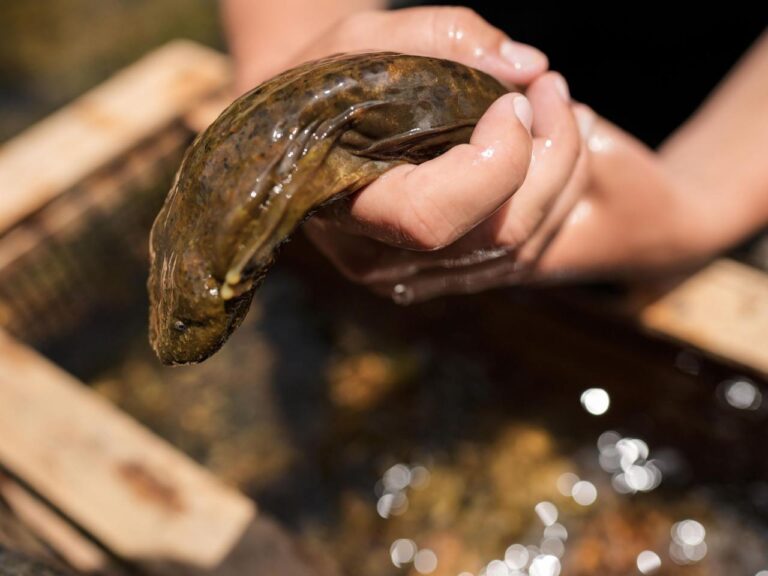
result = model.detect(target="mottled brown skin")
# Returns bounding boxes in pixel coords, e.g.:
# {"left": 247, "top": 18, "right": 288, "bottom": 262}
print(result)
{"left": 148, "top": 52, "right": 508, "bottom": 365}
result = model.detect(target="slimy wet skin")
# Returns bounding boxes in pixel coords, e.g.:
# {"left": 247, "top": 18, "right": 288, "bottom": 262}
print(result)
{"left": 148, "top": 52, "right": 508, "bottom": 365}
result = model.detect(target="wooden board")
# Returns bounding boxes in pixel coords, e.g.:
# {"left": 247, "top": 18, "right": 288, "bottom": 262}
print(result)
{"left": 0, "top": 330, "right": 254, "bottom": 569}
{"left": 640, "top": 258, "right": 768, "bottom": 376}
{"left": 0, "top": 40, "right": 230, "bottom": 235}
{"left": 0, "top": 473, "right": 116, "bottom": 574}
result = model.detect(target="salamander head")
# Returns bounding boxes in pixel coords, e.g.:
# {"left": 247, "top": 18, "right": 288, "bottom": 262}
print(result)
{"left": 147, "top": 206, "right": 256, "bottom": 366}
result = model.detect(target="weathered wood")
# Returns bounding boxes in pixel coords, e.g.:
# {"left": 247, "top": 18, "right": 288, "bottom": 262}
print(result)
{"left": 640, "top": 258, "right": 768, "bottom": 376}
{"left": 0, "top": 330, "right": 254, "bottom": 569}
{"left": 0, "top": 474, "right": 115, "bottom": 575}
{"left": 0, "top": 40, "right": 230, "bottom": 235}
{"left": 0, "top": 126, "right": 189, "bottom": 344}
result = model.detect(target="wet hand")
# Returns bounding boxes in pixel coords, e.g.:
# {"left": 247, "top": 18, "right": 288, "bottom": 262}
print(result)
{"left": 282, "top": 8, "right": 585, "bottom": 302}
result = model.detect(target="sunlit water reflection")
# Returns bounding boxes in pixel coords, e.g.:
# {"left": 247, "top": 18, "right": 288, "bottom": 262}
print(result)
{"left": 67, "top": 245, "right": 768, "bottom": 576}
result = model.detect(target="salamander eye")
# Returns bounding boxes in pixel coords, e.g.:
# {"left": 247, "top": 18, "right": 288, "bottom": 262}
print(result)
{"left": 173, "top": 320, "right": 188, "bottom": 333}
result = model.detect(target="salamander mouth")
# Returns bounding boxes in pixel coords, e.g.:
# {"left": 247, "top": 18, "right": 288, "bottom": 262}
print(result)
{"left": 154, "top": 285, "right": 257, "bottom": 366}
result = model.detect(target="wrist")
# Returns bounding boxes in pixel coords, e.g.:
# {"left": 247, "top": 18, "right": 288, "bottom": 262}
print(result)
{"left": 660, "top": 151, "right": 768, "bottom": 259}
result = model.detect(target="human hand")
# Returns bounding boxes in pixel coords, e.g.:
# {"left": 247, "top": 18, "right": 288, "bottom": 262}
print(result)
{"left": 234, "top": 6, "right": 549, "bottom": 91}
{"left": 536, "top": 114, "right": 720, "bottom": 280}
{"left": 253, "top": 7, "right": 581, "bottom": 302}
{"left": 341, "top": 109, "right": 725, "bottom": 303}
{"left": 226, "top": 7, "right": 768, "bottom": 303}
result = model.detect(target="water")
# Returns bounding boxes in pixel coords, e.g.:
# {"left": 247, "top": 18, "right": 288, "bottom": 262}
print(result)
{"left": 61, "top": 238, "right": 768, "bottom": 575}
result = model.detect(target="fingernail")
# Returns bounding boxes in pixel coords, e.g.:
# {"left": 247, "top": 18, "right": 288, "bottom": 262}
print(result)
{"left": 554, "top": 73, "right": 570, "bottom": 101}
{"left": 500, "top": 40, "right": 547, "bottom": 72}
{"left": 512, "top": 94, "right": 533, "bottom": 133}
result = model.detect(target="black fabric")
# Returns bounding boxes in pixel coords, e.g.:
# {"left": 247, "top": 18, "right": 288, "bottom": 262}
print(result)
{"left": 391, "top": 4, "right": 765, "bottom": 147}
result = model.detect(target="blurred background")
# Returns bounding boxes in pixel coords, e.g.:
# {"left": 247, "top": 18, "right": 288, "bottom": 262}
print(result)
{"left": 0, "top": 1, "right": 222, "bottom": 143}
{"left": 0, "top": 3, "right": 767, "bottom": 576}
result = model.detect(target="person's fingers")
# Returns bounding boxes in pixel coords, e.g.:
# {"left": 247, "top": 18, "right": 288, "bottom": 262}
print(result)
{"left": 331, "top": 92, "right": 533, "bottom": 251}
{"left": 303, "top": 217, "right": 405, "bottom": 283}
{"left": 308, "top": 7, "right": 548, "bottom": 87}
{"left": 534, "top": 114, "right": 678, "bottom": 278}
{"left": 308, "top": 85, "right": 587, "bottom": 287}
{"left": 514, "top": 103, "right": 596, "bottom": 266}
{"left": 489, "top": 72, "right": 582, "bottom": 250}
{"left": 306, "top": 215, "right": 513, "bottom": 284}
{"left": 335, "top": 78, "right": 584, "bottom": 297}
{"left": 368, "top": 255, "right": 525, "bottom": 304}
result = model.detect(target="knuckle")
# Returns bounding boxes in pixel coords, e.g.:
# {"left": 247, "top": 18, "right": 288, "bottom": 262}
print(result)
{"left": 494, "top": 209, "right": 537, "bottom": 249}
{"left": 430, "top": 6, "right": 483, "bottom": 56}
{"left": 342, "top": 10, "right": 374, "bottom": 27}
{"left": 335, "top": 10, "right": 377, "bottom": 43}
{"left": 443, "top": 5, "right": 482, "bottom": 24}
{"left": 400, "top": 195, "right": 455, "bottom": 250}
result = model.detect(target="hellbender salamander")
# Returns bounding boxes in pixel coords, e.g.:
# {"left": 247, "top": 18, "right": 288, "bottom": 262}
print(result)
{"left": 148, "top": 52, "right": 508, "bottom": 365}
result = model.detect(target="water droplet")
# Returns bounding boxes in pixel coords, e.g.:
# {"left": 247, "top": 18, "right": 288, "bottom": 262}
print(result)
{"left": 414, "top": 549, "right": 438, "bottom": 574}
{"left": 529, "top": 554, "right": 561, "bottom": 576}
{"left": 392, "top": 283, "right": 414, "bottom": 305}
{"left": 556, "top": 473, "right": 579, "bottom": 497}
{"left": 486, "top": 559, "right": 510, "bottom": 576}
{"left": 383, "top": 463, "right": 411, "bottom": 492}
{"left": 597, "top": 431, "right": 621, "bottom": 452}
{"left": 409, "top": 465, "right": 431, "bottom": 490}
{"left": 669, "top": 541, "right": 707, "bottom": 565}
{"left": 540, "top": 537, "right": 565, "bottom": 558}
{"left": 588, "top": 133, "right": 612, "bottom": 152}
{"left": 580, "top": 388, "right": 610, "bottom": 415}
{"left": 636, "top": 551, "right": 661, "bottom": 574}
{"left": 616, "top": 438, "right": 648, "bottom": 470}
{"left": 611, "top": 473, "right": 633, "bottom": 494}
{"left": 534, "top": 502, "right": 558, "bottom": 526}
{"left": 721, "top": 377, "right": 762, "bottom": 410}
{"left": 543, "top": 523, "right": 568, "bottom": 541}
{"left": 390, "top": 539, "right": 417, "bottom": 567}
{"left": 376, "top": 494, "right": 394, "bottom": 518}
{"left": 389, "top": 491, "right": 409, "bottom": 516}
{"left": 624, "top": 464, "right": 652, "bottom": 492}
{"left": 671, "top": 520, "right": 706, "bottom": 546}
{"left": 504, "top": 544, "right": 529, "bottom": 570}
{"left": 571, "top": 481, "right": 597, "bottom": 506}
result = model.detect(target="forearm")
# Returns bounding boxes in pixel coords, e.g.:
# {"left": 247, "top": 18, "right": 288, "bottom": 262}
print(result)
{"left": 660, "top": 31, "right": 768, "bottom": 250}
{"left": 221, "top": 0, "right": 385, "bottom": 91}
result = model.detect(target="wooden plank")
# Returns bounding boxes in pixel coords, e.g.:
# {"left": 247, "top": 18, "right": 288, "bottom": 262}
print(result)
{"left": 0, "top": 473, "right": 117, "bottom": 574}
{"left": 183, "top": 93, "right": 232, "bottom": 134}
{"left": 0, "top": 40, "right": 230, "bottom": 235}
{"left": 640, "top": 258, "right": 768, "bottom": 375}
{"left": 0, "top": 330, "right": 254, "bottom": 569}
